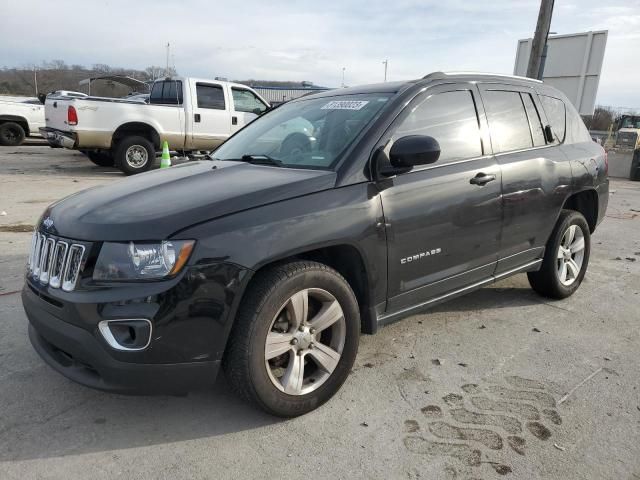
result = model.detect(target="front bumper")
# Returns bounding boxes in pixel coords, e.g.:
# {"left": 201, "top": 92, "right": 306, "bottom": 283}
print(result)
{"left": 22, "top": 261, "right": 248, "bottom": 394}
{"left": 39, "top": 127, "right": 76, "bottom": 149}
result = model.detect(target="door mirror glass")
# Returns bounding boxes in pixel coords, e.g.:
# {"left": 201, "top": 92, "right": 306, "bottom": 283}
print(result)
{"left": 389, "top": 135, "right": 440, "bottom": 168}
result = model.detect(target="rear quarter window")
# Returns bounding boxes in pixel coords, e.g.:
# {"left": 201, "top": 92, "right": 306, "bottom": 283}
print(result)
{"left": 540, "top": 95, "right": 566, "bottom": 143}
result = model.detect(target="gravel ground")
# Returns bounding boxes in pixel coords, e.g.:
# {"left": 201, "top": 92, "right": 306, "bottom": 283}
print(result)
{"left": 1, "top": 146, "right": 639, "bottom": 480}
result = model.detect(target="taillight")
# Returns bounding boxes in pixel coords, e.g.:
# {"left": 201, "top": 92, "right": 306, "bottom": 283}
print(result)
{"left": 67, "top": 105, "right": 78, "bottom": 126}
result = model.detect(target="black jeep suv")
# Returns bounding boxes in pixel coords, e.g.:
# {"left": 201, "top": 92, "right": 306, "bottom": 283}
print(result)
{"left": 23, "top": 72, "right": 608, "bottom": 417}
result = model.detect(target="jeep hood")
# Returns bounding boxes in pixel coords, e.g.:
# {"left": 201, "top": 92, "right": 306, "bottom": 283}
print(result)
{"left": 43, "top": 161, "right": 336, "bottom": 241}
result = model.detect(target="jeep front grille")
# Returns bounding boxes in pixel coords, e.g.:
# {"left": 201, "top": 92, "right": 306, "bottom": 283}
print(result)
{"left": 27, "top": 232, "right": 86, "bottom": 292}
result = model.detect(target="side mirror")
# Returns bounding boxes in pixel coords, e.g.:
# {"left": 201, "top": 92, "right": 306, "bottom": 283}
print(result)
{"left": 390, "top": 135, "right": 440, "bottom": 169}
{"left": 544, "top": 125, "right": 555, "bottom": 143}
{"left": 252, "top": 107, "right": 264, "bottom": 115}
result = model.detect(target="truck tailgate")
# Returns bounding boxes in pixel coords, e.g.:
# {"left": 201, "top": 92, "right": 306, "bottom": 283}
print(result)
{"left": 44, "top": 97, "right": 73, "bottom": 132}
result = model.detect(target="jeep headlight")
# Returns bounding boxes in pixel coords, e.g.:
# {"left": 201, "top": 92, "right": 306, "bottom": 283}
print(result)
{"left": 93, "top": 240, "right": 195, "bottom": 280}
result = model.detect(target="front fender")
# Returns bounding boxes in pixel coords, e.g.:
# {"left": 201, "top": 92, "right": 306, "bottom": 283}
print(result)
{"left": 175, "top": 183, "right": 388, "bottom": 314}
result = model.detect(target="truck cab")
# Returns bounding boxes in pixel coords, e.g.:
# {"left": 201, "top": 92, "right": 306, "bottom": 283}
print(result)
{"left": 40, "top": 77, "right": 270, "bottom": 174}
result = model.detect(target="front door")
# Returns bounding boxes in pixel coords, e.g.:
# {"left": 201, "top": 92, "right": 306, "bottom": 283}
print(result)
{"left": 190, "top": 81, "right": 231, "bottom": 150}
{"left": 378, "top": 84, "right": 503, "bottom": 313}
{"left": 230, "top": 87, "right": 268, "bottom": 135}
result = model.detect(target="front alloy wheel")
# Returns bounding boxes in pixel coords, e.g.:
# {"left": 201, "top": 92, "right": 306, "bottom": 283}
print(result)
{"left": 224, "top": 261, "right": 360, "bottom": 417}
{"left": 265, "top": 288, "right": 346, "bottom": 395}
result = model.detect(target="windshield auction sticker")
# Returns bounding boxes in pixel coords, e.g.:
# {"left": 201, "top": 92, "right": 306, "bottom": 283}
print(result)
{"left": 321, "top": 100, "right": 369, "bottom": 110}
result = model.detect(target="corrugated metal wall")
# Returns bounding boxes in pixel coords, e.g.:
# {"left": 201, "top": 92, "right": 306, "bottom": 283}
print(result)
{"left": 253, "top": 86, "right": 332, "bottom": 104}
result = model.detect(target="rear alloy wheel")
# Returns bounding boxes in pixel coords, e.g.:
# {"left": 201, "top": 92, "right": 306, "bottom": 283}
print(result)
{"left": 224, "top": 261, "right": 360, "bottom": 417}
{"left": 0, "top": 122, "right": 26, "bottom": 146}
{"left": 528, "top": 210, "right": 591, "bottom": 299}
{"left": 115, "top": 136, "right": 155, "bottom": 175}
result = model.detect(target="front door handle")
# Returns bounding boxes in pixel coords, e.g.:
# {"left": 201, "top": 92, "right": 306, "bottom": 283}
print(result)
{"left": 470, "top": 173, "right": 496, "bottom": 186}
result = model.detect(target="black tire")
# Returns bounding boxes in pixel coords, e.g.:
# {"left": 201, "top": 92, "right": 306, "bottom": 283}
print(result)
{"left": 528, "top": 210, "right": 591, "bottom": 299}
{"left": 223, "top": 260, "right": 360, "bottom": 417}
{"left": 86, "top": 150, "right": 115, "bottom": 167}
{"left": 0, "top": 122, "right": 26, "bottom": 146}
{"left": 114, "top": 136, "right": 155, "bottom": 175}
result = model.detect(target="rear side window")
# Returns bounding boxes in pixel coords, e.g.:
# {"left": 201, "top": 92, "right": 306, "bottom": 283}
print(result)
{"left": 482, "top": 90, "right": 533, "bottom": 153}
{"left": 394, "top": 90, "right": 483, "bottom": 163}
{"left": 149, "top": 81, "right": 183, "bottom": 105}
{"left": 540, "top": 95, "right": 566, "bottom": 143}
{"left": 196, "top": 84, "right": 226, "bottom": 110}
{"left": 521, "top": 94, "right": 546, "bottom": 147}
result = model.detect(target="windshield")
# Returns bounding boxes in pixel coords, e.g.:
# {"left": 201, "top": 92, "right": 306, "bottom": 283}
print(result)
{"left": 213, "top": 93, "right": 392, "bottom": 169}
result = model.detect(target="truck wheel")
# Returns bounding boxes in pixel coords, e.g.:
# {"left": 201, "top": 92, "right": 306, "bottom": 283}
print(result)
{"left": 223, "top": 260, "right": 360, "bottom": 417}
{"left": 0, "top": 122, "right": 26, "bottom": 146}
{"left": 115, "top": 136, "right": 155, "bottom": 175}
{"left": 86, "top": 151, "right": 115, "bottom": 167}
{"left": 528, "top": 210, "right": 591, "bottom": 299}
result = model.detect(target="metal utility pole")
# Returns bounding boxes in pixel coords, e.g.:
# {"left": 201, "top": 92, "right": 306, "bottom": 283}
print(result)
{"left": 341, "top": 67, "right": 346, "bottom": 88}
{"left": 165, "top": 42, "right": 170, "bottom": 76}
{"left": 33, "top": 67, "right": 38, "bottom": 95}
{"left": 526, "top": 0, "right": 555, "bottom": 80}
{"left": 382, "top": 59, "right": 388, "bottom": 82}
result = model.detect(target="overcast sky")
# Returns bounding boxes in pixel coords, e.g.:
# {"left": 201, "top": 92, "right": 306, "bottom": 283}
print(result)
{"left": 2, "top": 0, "right": 639, "bottom": 108}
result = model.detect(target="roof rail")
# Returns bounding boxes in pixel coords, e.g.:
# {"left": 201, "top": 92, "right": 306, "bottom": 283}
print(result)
{"left": 422, "top": 71, "right": 543, "bottom": 84}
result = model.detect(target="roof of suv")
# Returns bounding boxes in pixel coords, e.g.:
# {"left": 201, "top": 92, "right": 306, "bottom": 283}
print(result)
{"left": 302, "top": 71, "right": 544, "bottom": 99}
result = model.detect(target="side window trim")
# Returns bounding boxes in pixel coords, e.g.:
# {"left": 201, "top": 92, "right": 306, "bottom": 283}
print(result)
{"left": 519, "top": 92, "right": 539, "bottom": 147}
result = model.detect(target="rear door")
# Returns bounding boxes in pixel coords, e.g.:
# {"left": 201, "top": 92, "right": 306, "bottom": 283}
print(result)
{"left": 478, "top": 84, "right": 571, "bottom": 274}
{"left": 230, "top": 87, "right": 269, "bottom": 135}
{"left": 189, "top": 80, "right": 231, "bottom": 149}
{"left": 378, "top": 84, "right": 503, "bottom": 313}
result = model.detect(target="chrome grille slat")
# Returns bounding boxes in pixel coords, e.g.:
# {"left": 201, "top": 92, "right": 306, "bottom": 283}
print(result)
{"left": 27, "top": 233, "right": 86, "bottom": 292}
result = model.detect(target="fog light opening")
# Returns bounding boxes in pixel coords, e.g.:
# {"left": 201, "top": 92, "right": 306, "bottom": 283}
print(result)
{"left": 98, "top": 319, "right": 152, "bottom": 351}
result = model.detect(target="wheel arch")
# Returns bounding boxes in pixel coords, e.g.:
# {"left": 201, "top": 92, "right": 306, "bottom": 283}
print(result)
{"left": 241, "top": 242, "right": 376, "bottom": 334}
{"left": 0, "top": 115, "right": 29, "bottom": 136}
{"left": 561, "top": 188, "right": 599, "bottom": 233}
{"left": 112, "top": 122, "right": 160, "bottom": 150}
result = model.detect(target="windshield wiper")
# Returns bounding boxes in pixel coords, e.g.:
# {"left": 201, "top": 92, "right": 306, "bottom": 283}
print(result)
{"left": 239, "top": 154, "right": 284, "bottom": 167}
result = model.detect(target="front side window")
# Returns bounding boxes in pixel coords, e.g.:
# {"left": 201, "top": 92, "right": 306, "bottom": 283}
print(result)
{"left": 394, "top": 90, "right": 483, "bottom": 163}
{"left": 196, "top": 83, "right": 225, "bottom": 110}
{"left": 540, "top": 95, "right": 566, "bottom": 143}
{"left": 212, "top": 94, "right": 392, "bottom": 169}
{"left": 483, "top": 90, "right": 533, "bottom": 153}
{"left": 232, "top": 88, "right": 268, "bottom": 114}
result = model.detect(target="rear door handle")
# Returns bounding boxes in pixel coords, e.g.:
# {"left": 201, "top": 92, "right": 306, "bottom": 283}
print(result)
{"left": 470, "top": 173, "right": 496, "bottom": 186}
{"left": 194, "top": 113, "right": 201, "bottom": 123}
{"left": 231, "top": 116, "right": 238, "bottom": 126}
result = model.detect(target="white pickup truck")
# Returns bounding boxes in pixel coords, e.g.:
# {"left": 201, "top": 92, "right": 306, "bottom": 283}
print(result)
{"left": 40, "top": 77, "right": 270, "bottom": 174}
{"left": 0, "top": 97, "right": 46, "bottom": 146}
